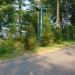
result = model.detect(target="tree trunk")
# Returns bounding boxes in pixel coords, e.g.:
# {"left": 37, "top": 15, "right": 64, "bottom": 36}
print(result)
{"left": 18, "top": 0, "right": 22, "bottom": 37}
{"left": 56, "top": 0, "right": 62, "bottom": 41}
{"left": 56, "top": 0, "right": 61, "bottom": 28}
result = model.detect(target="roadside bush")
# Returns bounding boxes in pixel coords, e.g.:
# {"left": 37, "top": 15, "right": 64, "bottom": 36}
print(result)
{"left": 24, "top": 25, "right": 37, "bottom": 50}
{"left": 0, "top": 39, "right": 15, "bottom": 56}
{"left": 54, "top": 27, "right": 62, "bottom": 43}
{"left": 40, "top": 14, "right": 54, "bottom": 46}
{"left": 41, "top": 30, "right": 54, "bottom": 46}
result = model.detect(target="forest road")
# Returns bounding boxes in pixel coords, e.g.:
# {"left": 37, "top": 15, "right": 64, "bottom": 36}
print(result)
{"left": 0, "top": 45, "right": 75, "bottom": 75}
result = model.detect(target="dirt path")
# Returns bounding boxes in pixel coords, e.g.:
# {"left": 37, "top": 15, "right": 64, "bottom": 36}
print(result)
{"left": 0, "top": 45, "right": 75, "bottom": 75}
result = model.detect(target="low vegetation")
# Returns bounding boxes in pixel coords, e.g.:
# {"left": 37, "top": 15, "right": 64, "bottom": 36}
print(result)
{"left": 0, "top": 0, "right": 75, "bottom": 59}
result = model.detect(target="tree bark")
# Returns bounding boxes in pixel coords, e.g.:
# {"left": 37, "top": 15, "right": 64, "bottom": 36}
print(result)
{"left": 56, "top": 0, "right": 61, "bottom": 28}
{"left": 18, "top": 0, "right": 22, "bottom": 37}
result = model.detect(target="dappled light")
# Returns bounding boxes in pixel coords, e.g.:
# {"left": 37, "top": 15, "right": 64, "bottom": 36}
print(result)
{"left": 0, "top": 0, "right": 75, "bottom": 75}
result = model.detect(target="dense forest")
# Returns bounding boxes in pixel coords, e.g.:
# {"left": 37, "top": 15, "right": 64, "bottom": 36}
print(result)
{"left": 0, "top": 0, "right": 75, "bottom": 57}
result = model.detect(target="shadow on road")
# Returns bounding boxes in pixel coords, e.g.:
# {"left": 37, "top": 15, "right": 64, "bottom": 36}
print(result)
{"left": 0, "top": 45, "right": 75, "bottom": 75}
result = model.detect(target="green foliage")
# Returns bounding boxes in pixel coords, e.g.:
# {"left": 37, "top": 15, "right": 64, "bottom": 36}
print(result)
{"left": 68, "top": 25, "right": 75, "bottom": 39}
{"left": 9, "top": 23, "right": 16, "bottom": 33}
{"left": 0, "top": 2, "right": 15, "bottom": 27}
{"left": 0, "top": 0, "right": 15, "bottom": 4}
{"left": 0, "top": 25, "right": 17, "bottom": 56}
{"left": 24, "top": 24, "right": 37, "bottom": 50}
{"left": 0, "top": 0, "right": 75, "bottom": 58}
{"left": 54, "top": 27, "right": 62, "bottom": 43}
{"left": 71, "top": 0, "right": 75, "bottom": 25}
{"left": 31, "top": 12, "right": 38, "bottom": 36}
{"left": 62, "top": 25, "right": 75, "bottom": 40}
{"left": 41, "top": 14, "right": 54, "bottom": 46}
{"left": 0, "top": 39, "right": 15, "bottom": 56}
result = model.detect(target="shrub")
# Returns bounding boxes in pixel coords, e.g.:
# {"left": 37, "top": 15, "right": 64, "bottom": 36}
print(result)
{"left": 54, "top": 27, "right": 62, "bottom": 43}
{"left": 24, "top": 24, "right": 37, "bottom": 50}
{"left": 0, "top": 39, "right": 15, "bottom": 56}
{"left": 41, "top": 31, "right": 54, "bottom": 46}
{"left": 40, "top": 14, "right": 54, "bottom": 46}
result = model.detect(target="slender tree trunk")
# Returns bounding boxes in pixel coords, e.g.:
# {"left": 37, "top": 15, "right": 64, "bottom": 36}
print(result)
{"left": 18, "top": 0, "right": 22, "bottom": 37}
{"left": 56, "top": 0, "right": 62, "bottom": 41}
{"left": 56, "top": 0, "right": 61, "bottom": 28}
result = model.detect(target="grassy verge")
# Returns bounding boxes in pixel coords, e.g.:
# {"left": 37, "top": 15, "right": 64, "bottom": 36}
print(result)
{"left": 0, "top": 39, "right": 75, "bottom": 60}
{"left": 35, "top": 40, "right": 75, "bottom": 54}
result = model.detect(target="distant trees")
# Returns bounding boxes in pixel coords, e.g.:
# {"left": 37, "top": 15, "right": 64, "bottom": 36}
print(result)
{"left": 0, "top": 0, "right": 15, "bottom": 31}
{"left": 71, "top": 0, "right": 75, "bottom": 25}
